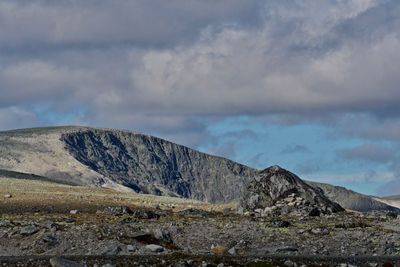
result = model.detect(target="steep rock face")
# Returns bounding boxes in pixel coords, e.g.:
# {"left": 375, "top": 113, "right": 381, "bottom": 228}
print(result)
{"left": 61, "top": 128, "right": 257, "bottom": 203}
{"left": 307, "top": 181, "right": 400, "bottom": 214}
{"left": 240, "top": 165, "right": 344, "bottom": 216}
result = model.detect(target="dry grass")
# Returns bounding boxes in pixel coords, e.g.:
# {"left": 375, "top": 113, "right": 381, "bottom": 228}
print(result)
{"left": 0, "top": 177, "right": 236, "bottom": 213}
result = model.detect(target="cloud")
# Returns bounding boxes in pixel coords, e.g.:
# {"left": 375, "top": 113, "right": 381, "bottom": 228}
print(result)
{"left": 0, "top": 106, "right": 41, "bottom": 130}
{"left": 309, "top": 170, "right": 396, "bottom": 183}
{"left": 1, "top": 0, "right": 400, "bottom": 164}
{"left": 337, "top": 144, "right": 394, "bottom": 163}
{"left": 0, "top": 0, "right": 262, "bottom": 49}
{"left": 377, "top": 179, "right": 400, "bottom": 196}
{"left": 246, "top": 153, "right": 266, "bottom": 169}
{"left": 281, "top": 145, "right": 311, "bottom": 154}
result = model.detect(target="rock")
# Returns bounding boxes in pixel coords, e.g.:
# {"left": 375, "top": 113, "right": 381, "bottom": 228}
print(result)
{"left": 102, "top": 264, "right": 115, "bottom": 267}
{"left": 102, "top": 245, "right": 122, "bottom": 255}
{"left": 308, "top": 208, "right": 320, "bottom": 216}
{"left": 153, "top": 229, "right": 172, "bottom": 243}
{"left": 4, "top": 194, "right": 11, "bottom": 198}
{"left": 131, "top": 232, "right": 157, "bottom": 244}
{"left": 145, "top": 244, "right": 164, "bottom": 252}
{"left": 0, "top": 220, "right": 14, "bottom": 227}
{"left": 20, "top": 225, "right": 40, "bottom": 235}
{"left": 228, "top": 247, "right": 236, "bottom": 255}
{"left": 132, "top": 209, "right": 160, "bottom": 220}
{"left": 44, "top": 221, "right": 60, "bottom": 231}
{"left": 127, "top": 244, "right": 137, "bottom": 252}
{"left": 49, "top": 257, "right": 84, "bottom": 267}
{"left": 269, "top": 218, "right": 291, "bottom": 228}
{"left": 101, "top": 206, "right": 133, "bottom": 216}
{"left": 211, "top": 245, "right": 228, "bottom": 255}
{"left": 239, "top": 165, "right": 344, "bottom": 216}
{"left": 42, "top": 233, "right": 58, "bottom": 244}
{"left": 69, "top": 210, "right": 79, "bottom": 214}
{"left": 284, "top": 260, "right": 296, "bottom": 267}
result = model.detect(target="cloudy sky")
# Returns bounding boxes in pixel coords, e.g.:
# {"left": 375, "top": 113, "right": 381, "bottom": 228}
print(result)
{"left": 1, "top": 0, "right": 400, "bottom": 196}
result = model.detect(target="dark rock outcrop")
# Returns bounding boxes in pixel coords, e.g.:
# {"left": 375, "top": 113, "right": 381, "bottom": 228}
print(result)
{"left": 239, "top": 165, "right": 344, "bottom": 216}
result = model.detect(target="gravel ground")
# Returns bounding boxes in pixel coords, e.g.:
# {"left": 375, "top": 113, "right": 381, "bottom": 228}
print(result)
{"left": 0, "top": 205, "right": 400, "bottom": 266}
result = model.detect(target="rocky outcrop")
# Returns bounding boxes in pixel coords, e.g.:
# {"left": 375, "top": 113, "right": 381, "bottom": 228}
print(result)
{"left": 239, "top": 165, "right": 344, "bottom": 216}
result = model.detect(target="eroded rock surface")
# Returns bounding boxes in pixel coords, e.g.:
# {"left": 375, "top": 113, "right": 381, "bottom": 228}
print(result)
{"left": 239, "top": 165, "right": 344, "bottom": 216}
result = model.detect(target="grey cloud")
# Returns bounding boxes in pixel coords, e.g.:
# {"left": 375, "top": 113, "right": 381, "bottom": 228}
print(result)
{"left": 0, "top": 0, "right": 263, "bottom": 49}
{"left": 281, "top": 145, "right": 311, "bottom": 154}
{"left": 0, "top": 106, "right": 42, "bottom": 130}
{"left": 377, "top": 179, "right": 400, "bottom": 197}
{"left": 1, "top": 0, "right": 400, "bottom": 150}
{"left": 295, "top": 163, "right": 322, "bottom": 176}
{"left": 337, "top": 144, "right": 394, "bottom": 163}
{"left": 246, "top": 153, "right": 266, "bottom": 169}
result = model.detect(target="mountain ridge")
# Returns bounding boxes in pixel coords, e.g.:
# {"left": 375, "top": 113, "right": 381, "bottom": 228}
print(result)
{"left": 0, "top": 126, "right": 257, "bottom": 203}
{"left": 0, "top": 126, "right": 399, "bottom": 213}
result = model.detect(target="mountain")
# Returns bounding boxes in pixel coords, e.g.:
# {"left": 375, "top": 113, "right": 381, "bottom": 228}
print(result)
{"left": 0, "top": 126, "right": 256, "bottom": 203}
{"left": 1, "top": 126, "right": 399, "bottom": 212}
{"left": 307, "top": 181, "right": 400, "bottom": 214}
{"left": 240, "top": 165, "right": 344, "bottom": 216}
{"left": 373, "top": 195, "right": 400, "bottom": 210}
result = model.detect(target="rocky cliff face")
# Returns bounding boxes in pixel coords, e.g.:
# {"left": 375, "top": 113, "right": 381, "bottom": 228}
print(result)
{"left": 240, "top": 165, "right": 344, "bottom": 216}
{"left": 61, "top": 128, "right": 257, "bottom": 203}
{"left": 307, "top": 181, "right": 400, "bottom": 214}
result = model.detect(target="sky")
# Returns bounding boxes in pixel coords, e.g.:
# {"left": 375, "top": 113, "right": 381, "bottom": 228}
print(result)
{"left": 1, "top": 0, "right": 400, "bottom": 196}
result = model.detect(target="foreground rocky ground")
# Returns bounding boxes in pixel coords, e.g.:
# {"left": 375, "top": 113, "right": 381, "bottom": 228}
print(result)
{"left": 1, "top": 178, "right": 400, "bottom": 266}
{"left": 1, "top": 204, "right": 400, "bottom": 266}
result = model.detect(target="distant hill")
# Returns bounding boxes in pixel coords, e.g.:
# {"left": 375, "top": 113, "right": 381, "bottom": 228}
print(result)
{"left": 307, "top": 181, "right": 400, "bottom": 214}
{"left": 1, "top": 126, "right": 399, "bottom": 211}
{"left": 0, "top": 126, "right": 256, "bottom": 203}
{"left": 373, "top": 195, "right": 400, "bottom": 210}
{"left": 0, "top": 169, "right": 78, "bottom": 186}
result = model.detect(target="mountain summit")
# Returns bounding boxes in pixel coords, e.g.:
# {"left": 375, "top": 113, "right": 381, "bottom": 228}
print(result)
{"left": 239, "top": 165, "right": 344, "bottom": 216}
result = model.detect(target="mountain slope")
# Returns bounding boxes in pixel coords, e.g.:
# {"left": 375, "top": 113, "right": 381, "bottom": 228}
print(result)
{"left": 0, "top": 126, "right": 256, "bottom": 203}
{"left": 307, "top": 181, "right": 400, "bottom": 213}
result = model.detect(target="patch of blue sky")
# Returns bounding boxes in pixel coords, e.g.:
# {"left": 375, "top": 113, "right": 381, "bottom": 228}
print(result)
{"left": 197, "top": 115, "right": 392, "bottom": 195}
{"left": 33, "top": 104, "right": 86, "bottom": 125}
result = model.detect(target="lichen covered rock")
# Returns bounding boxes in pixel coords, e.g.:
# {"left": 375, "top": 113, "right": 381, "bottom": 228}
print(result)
{"left": 239, "top": 165, "right": 344, "bottom": 216}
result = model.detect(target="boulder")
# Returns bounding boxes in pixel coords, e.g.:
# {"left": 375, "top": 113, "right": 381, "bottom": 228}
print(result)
{"left": 239, "top": 165, "right": 344, "bottom": 216}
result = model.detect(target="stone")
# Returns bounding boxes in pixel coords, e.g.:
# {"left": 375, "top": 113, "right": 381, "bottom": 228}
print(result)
{"left": 4, "top": 194, "right": 11, "bottom": 198}
{"left": 132, "top": 209, "right": 160, "bottom": 220}
{"left": 44, "top": 221, "right": 60, "bottom": 231}
{"left": 152, "top": 228, "right": 172, "bottom": 242}
{"left": 102, "top": 264, "right": 115, "bottom": 267}
{"left": 49, "top": 257, "right": 84, "bottom": 267}
{"left": 42, "top": 233, "right": 58, "bottom": 244}
{"left": 70, "top": 210, "right": 79, "bottom": 214}
{"left": 20, "top": 226, "right": 40, "bottom": 235}
{"left": 211, "top": 245, "right": 228, "bottom": 255}
{"left": 269, "top": 219, "right": 291, "bottom": 228}
{"left": 145, "top": 244, "right": 164, "bottom": 252}
{"left": 284, "top": 260, "right": 296, "bottom": 267}
{"left": 228, "top": 247, "right": 236, "bottom": 255}
{"left": 309, "top": 208, "right": 320, "bottom": 217}
{"left": 101, "top": 206, "right": 133, "bottom": 216}
{"left": 127, "top": 244, "right": 137, "bottom": 252}
{"left": 102, "top": 245, "right": 122, "bottom": 255}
